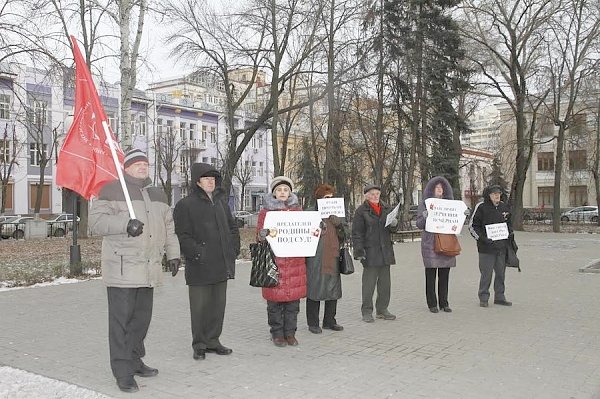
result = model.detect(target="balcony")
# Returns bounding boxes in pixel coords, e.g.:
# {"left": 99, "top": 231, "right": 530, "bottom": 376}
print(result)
{"left": 184, "top": 139, "right": 207, "bottom": 151}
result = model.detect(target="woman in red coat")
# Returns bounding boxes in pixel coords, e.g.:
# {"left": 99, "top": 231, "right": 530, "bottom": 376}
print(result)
{"left": 256, "top": 176, "right": 307, "bottom": 347}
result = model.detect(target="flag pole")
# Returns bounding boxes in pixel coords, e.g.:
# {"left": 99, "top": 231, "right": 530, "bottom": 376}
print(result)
{"left": 102, "top": 120, "right": 136, "bottom": 220}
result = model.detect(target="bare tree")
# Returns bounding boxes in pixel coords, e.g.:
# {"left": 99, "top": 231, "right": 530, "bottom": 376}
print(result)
{"left": 542, "top": 0, "right": 600, "bottom": 232}
{"left": 233, "top": 156, "right": 255, "bottom": 210}
{"left": 153, "top": 120, "right": 183, "bottom": 205}
{"left": 460, "top": 0, "right": 558, "bottom": 229}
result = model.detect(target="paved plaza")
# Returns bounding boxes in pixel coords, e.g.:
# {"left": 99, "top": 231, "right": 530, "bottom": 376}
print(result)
{"left": 1, "top": 231, "right": 600, "bottom": 398}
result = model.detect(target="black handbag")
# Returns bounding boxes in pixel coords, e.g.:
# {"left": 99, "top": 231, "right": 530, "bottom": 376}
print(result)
{"left": 338, "top": 246, "right": 355, "bottom": 275}
{"left": 506, "top": 236, "right": 521, "bottom": 272}
{"left": 249, "top": 241, "right": 279, "bottom": 287}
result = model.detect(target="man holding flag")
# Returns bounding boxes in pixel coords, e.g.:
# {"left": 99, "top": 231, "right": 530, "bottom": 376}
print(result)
{"left": 57, "top": 37, "right": 180, "bottom": 393}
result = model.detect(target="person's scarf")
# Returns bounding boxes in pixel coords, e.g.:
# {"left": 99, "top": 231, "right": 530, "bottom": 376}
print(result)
{"left": 368, "top": 201, "right": 381, "bottom": 216}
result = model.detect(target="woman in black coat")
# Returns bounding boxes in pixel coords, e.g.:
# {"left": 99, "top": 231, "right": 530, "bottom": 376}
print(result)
{"left": 351, "top": 183, "right": 398, "bottom": 323}
{"left": 173, "top": 163, "right": 240, "bottom": 360}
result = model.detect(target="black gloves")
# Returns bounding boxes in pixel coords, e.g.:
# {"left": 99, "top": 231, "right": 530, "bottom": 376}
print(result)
{"left": 353, "top": 248, "right": 366, "bottom": 261}
{"left": 167, "top": 259, "right": 180, "bottom": 277}
{"left": 508, "top": 232, "right": 514, "bottom": 239}
{"left": 481, "top": 237, "right": 494, "bottom": 245}
{"left": 127, "top": 219, "right": 144, "bottom": 237}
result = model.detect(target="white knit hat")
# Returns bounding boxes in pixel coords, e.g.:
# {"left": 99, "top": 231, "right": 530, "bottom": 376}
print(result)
{"left": 270, "top": 176, "right": 294, "bottom": 193}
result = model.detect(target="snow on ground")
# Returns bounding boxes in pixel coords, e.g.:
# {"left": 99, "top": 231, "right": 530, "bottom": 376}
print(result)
{"left": 0, "top": 277, "right": 99, "bottom": 292}
{"left": 0, "top": 366, "right": 110, "bottom": 399}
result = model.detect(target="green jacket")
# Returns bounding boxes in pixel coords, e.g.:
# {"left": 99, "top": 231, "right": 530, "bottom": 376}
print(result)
{"left": 89, "top": 174, "right": 180, "bottom": 288}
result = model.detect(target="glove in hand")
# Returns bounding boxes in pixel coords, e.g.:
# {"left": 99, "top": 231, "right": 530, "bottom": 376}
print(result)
{"left": 464, "top": 208, "right": 471, "bottom": 216}
{"left": 127, "top": 219, "right": 144, "bottom": 237}
{"left": 389, "top": 218, "right": 398, "bottom": 227}
{"left": 422, "top": 210, "right": 428, "bottom": 218}
{"left": 168, "top": 259, "right": 180, "bottom": 277}
{"left": 258, "top": 229, "right": 270, "bottom": 241}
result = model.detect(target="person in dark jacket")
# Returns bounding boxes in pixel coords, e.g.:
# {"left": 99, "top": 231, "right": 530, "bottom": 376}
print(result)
{"left": 305, "top": 184, "right": 347, "bottom": 334}
{"left": 89, "top": 148, "right": 181, "bottom": 393}
{"left": 469, "top": 184, "right": 514, "bottom": 307}
{"left": 352, "top": 183, "right": 398, "bottom": 323}
{"left": 416, "top": 176, "right": 462, "bottom": 313}
{"left": 256, "top": 176, "right": 306, "bottom": 347}
{"left": 173, "top": 163, "right": 240, "bottom": 361}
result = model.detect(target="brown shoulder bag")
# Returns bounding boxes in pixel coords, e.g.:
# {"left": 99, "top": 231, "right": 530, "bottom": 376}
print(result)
{"left": 433, "top": 233, "right": 461, "bottom": 256}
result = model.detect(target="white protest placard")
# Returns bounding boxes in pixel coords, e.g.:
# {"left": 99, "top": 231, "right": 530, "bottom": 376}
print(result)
{"left": 385, "top": 203, "right": 401, "bottom": 227}
{"left": 317, "top": 197, "right": 346, "bottom": 218}
{"left": 424, "top": 198, "right": 468, "bottom": 234}
{"left": 485, "top": 222, "right": 509, "bottom": 241}
{"left": 263, "top": 211, "right": 323, "bottom": 257}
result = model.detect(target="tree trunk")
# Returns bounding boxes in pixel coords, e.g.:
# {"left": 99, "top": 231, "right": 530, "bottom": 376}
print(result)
{"left": 552, "top": 124, "right": 566, "bottom": 232}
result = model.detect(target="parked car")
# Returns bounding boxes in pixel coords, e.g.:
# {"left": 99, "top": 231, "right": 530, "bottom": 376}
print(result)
{"left": 233, "top": 210, "right": 254, "bottom": 227}
{"left": 46, "top": 213, "right": 80, "bottom": 237}
{"left": 560, "top": 206, "right": 598, "bottom": 223}
{"left": 0, "top": 216, "right": 34, "bottom": 239}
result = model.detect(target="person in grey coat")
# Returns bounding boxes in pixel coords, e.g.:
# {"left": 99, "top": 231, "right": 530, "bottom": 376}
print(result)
{"left": 89, "top": 148, "right": 180, "bottom": 394}
{"left": 416, "top": 176, "right": 460, "bottom": 313}
{"left": 305, "top": 184, "right": 347, "bottom": 334}
{"left": 352, "top": 183, "right": 398, "bottom": 323}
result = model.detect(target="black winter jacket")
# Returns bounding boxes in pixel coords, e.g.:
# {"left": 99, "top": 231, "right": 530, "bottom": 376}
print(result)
{"left": 352, "top": 201, "right": 397, "bottom": 267}
{"left": 469, "top": 188, "right": 513, "bottom": 254}
{"left": 173, "top": 163, "right": 240, "bottom": 285}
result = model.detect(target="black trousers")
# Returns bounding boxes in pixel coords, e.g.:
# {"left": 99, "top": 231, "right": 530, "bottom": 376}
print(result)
{"left": 478, "top": 252, "right": 507, "bottom": 302}
{"left": 425, "top": 268, "right": 450, "bottom": 308}
{"left": 361, "top": 265, "right": 391, "bottom": 316}
{"left": 306, "top": 298, "right": 338, "bottom": 328}
{"left": 107, "top": 287, "right": 153, "bottom": 379}
{"left": 267, "top": 300, "right": 300, "bottom": 338}
{"left": 188, "top": 281, "right": 227, "bottom": 352}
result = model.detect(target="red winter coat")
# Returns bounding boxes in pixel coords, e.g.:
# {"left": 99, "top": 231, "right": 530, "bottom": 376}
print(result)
{"left": 256, "top": 193, "right": 307, "bottom": 302}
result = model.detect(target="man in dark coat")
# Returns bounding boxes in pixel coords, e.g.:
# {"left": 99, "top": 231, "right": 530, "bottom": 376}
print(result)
{"left": 352, "top": 183, "right": 398, "bottom": 323}
{"left": 173, "top": 163, "right": 240, "bottom": 360}
{"left": 469, "top": 184, "right": 514, "bottom": 308}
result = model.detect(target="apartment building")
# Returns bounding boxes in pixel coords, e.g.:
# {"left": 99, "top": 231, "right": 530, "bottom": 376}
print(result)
{"left": 0, "top": 63, "right": 273, "bottom": 215}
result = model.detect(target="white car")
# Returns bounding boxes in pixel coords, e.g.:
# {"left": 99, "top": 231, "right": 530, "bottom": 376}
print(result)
{"left": 46, "top": 213, "right": 80, "bottom": 237}
{"left": 233, "top": 210, "right": 255, "bottom": 227}
{"left": 560, "top": 206, "right": 598, "bottom": 223}
{"left": 0, "top": 216, "right": 34, "bottom": 239}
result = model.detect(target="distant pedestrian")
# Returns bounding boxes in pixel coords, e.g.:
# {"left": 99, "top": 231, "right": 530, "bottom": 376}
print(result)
{"left": 89, "top": 148, "right": 181, "bottom": 393}
{"left": 173, "top": 163, "right": 240, "bottom": 361}
{"left": 469, "top": 184, "right": 514, "bottom": 307}
{"left": 305, "top": 184, "right": 347, "bottom": 334}
{"left": 256, "top": 176, "right": 306, "bottom": 347}
{"left": 416, "top": 176, "right": 465, "bottom": 313}
{"left": 352, "top": 183, "right": 398, "bottom": 323}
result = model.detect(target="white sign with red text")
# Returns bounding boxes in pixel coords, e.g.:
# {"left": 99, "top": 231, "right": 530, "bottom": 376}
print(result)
{"left": 263, "top": 211, "right": 323, "bottom": 257}
{"left": 317, "top": 197, "right": 346, "bottom": 218}
{"left": 424, "top": 198, "right": 468, "bottom": 234}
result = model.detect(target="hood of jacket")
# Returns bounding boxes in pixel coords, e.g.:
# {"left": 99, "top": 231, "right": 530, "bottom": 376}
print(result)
{"left": 422, "top": 176, "right": 454, "bottom": 200}
{"left": 191, "top": 163, "right": 222, "bottom": 186}
{"left": 482, "top": 185, "right": 507, "bottom": 204}
{"left": 262, "top": 191, "right": 300, "bottom": 210}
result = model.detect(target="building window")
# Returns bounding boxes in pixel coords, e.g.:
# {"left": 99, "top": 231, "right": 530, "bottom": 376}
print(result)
{"left": 32, "top": 100, "right": 48, "bottom": 126}
{"left": 179, "top": 154, "right": 188, "bottom": 174}
{"left": 180, "top": 122, "right": 187, "bottom": 140}
{"left": 3, "top": 183, "right": 13, "bottom": 210}
{"left": 202, "top": 157, "right": 208, "bottom": 163}
{"left": 252, "top": 161, "right": 257, "bottom": 177}
{"left": 259, "top": 161, "right": 264, "bottom": 177}
{"left": 189, "top": 124, "right": 196, "bottom": 141}
{"left": 538, "top": 186, "right": 553, "bottom": 207}
{"left": 29, "top": 143, "right": 47, "bottom": 166}
{"left": 568, "top": 150, "right": 586, "bottom": 170}
{"left": 139, "top": 115, "right": 146, "bottom": 136}
{"left": 29, "top": 183, "right": 50, "bottom": 210}
{"left": 210, "top": 127, "right": 216, "bottom": 144}
{"left": 210, "top": 157, "right": 217, "bottom": 168}
{"left": 537, "top": 152, "right": 554, "bottom": 171}
{"left": 107, "top": 112, "right": 117, "bottom": 133}
{"left": 571, "top": 114, "right": 587, "bottom": 136}
{"left": 157, "top": 118, "right": 163, "bottom": 135}
{"left": 166, "top": 120, "right": 173, "bottom": 135}
{"left": 201, "top": 125, "right": 207, "bottom": 141}
{"left": 569, "top": 186, "right": 588, "bottom": 206}
{"left": 0, "top": 139, "right": 10, "bottom": 163}
{"left": 258, "top": 134, "right": 263, "bottom": 148}
{"left": 0, "top": 94, "right": 10, "bottom": 119}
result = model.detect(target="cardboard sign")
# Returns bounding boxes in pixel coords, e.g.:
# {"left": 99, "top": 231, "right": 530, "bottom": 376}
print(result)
{"left": 424, "top": 198, "right": 468, "bottom": 234}
{"left": 485, "top": 222, "right": 509, "bottom": 241}
{"left": 317, "top": 197, "right": 346, "bottom": 218}
{"left": 263, "top": 211, "right": 322, "bottom": 257}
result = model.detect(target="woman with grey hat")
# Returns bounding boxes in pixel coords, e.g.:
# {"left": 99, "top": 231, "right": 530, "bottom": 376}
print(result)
{"left": 351, "top": 183, "right": 398, "bottom": 323}
{"left": 469, "top": 184, "right": 514, "bottom": 308}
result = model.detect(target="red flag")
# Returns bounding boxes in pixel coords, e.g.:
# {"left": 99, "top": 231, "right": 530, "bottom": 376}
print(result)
{"left": 56, "top": 36, "right": 124, "bottom": 200}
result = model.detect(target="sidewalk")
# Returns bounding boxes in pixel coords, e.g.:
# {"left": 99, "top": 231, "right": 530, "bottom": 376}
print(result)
{"left": 1, "top": 231, "right": 600, "bottom": 398}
